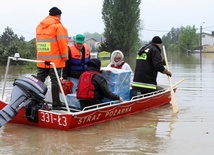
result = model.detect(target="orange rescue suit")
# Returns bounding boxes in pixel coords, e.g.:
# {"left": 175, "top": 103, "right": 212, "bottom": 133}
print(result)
{"left": 36, "top": 16, "right": 68, "bottom": 68}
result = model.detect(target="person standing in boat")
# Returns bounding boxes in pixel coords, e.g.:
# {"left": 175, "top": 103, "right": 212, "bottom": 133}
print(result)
{"left": 62, "top": 34, "right": 91, "bottom": 93}
{"left": 36, "top": 7, "right": 69, "bottom": 109}
{"left": 76, "top": 58, "right": 123, "bottom": 110}
{"left": 132, "top": 36, "right": 172, "bottom": 95}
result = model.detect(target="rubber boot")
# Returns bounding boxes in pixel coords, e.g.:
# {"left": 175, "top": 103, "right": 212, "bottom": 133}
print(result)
{"left": 51, "top": 84, "right": 62, "bottom": 108}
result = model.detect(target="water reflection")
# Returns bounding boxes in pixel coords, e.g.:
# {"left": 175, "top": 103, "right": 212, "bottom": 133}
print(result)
{"left": 0, "top": 105, "right": 175, "bottom": 155}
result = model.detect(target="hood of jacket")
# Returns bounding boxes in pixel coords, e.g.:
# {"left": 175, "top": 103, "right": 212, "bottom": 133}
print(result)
{"left": 110, "top": 50, "right": 124, "bottom": 66}
{"left": 39, "top": 16, "right": 61, "bottom": 29}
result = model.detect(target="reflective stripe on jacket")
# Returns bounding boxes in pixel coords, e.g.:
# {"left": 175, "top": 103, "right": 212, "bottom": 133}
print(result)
{"left": 132, "top": 81, "right": 157, "bottom": 90}
{"left": 69, "top": 44, "right": 90, "bottom": 71}
{"left": 36, "top": 16, "right": 68, "bottom": 68}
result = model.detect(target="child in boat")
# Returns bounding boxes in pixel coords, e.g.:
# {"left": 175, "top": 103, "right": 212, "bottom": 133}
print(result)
{"left": 76, "top": 58, "right": 123, "bottom": 110}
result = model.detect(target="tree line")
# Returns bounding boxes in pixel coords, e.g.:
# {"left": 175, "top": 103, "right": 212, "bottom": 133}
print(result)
{"left": 162, "top": 25, "right": 199, "bottom": 52}
{"left": 0, "top": 0, "right": 199, "bottom": 65}
{"left": 0, "top": 27, "right": 36, "bottom": 65}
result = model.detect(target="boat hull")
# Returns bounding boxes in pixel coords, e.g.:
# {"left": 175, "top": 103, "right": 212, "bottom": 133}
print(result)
{"left": 0, "top": 89, "right": 171, "bottom": 131}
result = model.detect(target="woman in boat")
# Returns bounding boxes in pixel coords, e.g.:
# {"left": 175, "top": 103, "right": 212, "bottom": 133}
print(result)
{"left": 107, "top": 50, "right": 133, "bottom": 73}
{"left": 76, "top": 58, "right": 123, "bottom": 110}
{"left": 107, "top": 50, "right": 133, "bottom": 84}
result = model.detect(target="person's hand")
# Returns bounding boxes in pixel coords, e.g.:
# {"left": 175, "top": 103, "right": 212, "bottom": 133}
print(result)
{"left": 44, "top": 61, "right": 51, "bottom": 66}
{"left": 163, "top": 69, "right": 172, "bottom": 77}
{"left": 119, "top": 97, "right": 123, "bottom": 102}
{"left": 165, "top": 70, "right": 172, "bottom": 77}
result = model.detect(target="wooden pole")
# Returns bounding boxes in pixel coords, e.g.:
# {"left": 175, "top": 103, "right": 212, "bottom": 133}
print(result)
{"left": 162, "top": 45, "right": 179, "bottom": 114}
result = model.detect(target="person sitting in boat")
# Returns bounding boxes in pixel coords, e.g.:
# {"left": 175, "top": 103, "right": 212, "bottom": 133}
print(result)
{"left": 107, "top": 50, "right": 133, "bottom": 73}
{"left": 62, "top": 34, "right": 91, "bottom": 93}
{"left": 132, "top": 36, "right": 172, "bottom": 95}
{"left": 76, "top": 58, "right": 123, "bottom": 110}
{"left": 107, "top": 49, "right": 133, "bottom": 89}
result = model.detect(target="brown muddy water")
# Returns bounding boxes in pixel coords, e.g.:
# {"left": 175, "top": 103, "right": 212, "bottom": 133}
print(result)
{"left": 0, "top": 52, "right": 214, "bottom": 155}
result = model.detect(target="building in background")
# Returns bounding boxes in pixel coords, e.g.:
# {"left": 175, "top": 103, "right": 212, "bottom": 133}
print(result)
{"left": 68, "top": 37, "right": 99, "bottom": 58}
{"left": 202, "top": 31, "right": 214, "bottom": 52}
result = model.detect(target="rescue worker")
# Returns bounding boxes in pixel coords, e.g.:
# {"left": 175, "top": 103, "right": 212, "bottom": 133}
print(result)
{"left": 36, "top": 7, "right": 69, "bottom": 109}
{"left": 62, "top": 34, "right": 90, "bottom": 93}
{"left": 132, "top": 36, "right": 172, "bottom": 95}
{"left": 77, "top": 58, "right": 123, "bottom": 110}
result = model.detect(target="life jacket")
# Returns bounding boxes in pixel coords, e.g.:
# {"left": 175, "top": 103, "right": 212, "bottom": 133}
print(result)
{"left": 69, "top": 44, "right": 90, "bottom": 71}
{"left": 59, "top": 79, "right": 73, "bottom": 95}
{"left": 36, "top": 16, "right": 68, "bottom": 68}
{"left": 110, "top": 61, "right": 125, "bottom": 69}
{"left": 76, "top": 71, "right": 98, "bottom": 100}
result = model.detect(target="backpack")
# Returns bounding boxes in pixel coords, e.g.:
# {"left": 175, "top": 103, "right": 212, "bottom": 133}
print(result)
{"left": 59, "top": 79, "right": 73, "bottom": 95}
{"left": 76, "top": 71, "right": 98, "bottom": 100}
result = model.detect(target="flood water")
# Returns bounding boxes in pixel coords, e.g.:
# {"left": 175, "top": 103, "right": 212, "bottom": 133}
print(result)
{"left": 0, "top": 52, "right": 214, "bottom": 155}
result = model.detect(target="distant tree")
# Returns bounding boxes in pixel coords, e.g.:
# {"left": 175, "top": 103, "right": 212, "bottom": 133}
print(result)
{"left": 0, "top": 27, "right": 36, "bottom": 65}
{"left": 0, "top": 27, "right": 19, "bottom": 46}
{"left": 23, "top": 39, "right": 36, "bottom": 59}
{"left": 100, "top": 0, "right": 141, "bottom": 58}
{"left": 162, "top": 26, "right": 184, "bottom": 50}
{"left": 178, "top": 26, "right": 199, "bottom": 52}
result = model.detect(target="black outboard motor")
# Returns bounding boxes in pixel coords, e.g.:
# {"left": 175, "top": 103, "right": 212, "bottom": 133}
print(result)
{"left": 0, "top": 74, "right": 47, "bottom": 128}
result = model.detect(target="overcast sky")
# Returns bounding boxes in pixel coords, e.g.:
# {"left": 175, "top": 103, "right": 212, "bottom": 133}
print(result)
{"left": 0, "top": 0, "right": 214, "bottom": 42}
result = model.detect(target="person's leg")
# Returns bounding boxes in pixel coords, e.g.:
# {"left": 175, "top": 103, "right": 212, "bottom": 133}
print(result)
{"left": 79, "top": 100, "right": 90, "bottom": 110}
{"left": 49, "top": 68, "right": 62, "bottom": 107}
{"left": 130, "top": 89, "right": 138, "bottom": 99}
{"left": 131, "top": 86, "right": 157, "bottom": 96}
{"left": 37, "top": 68, "right": 49, "bottom": 82}
{"left": 140, "top": 87, "right": 158, "bottom": 96}
{"left": 79, "top": 100, "right": 98, "bottom": 110}
{"left": 157, "top": 85, "right": 164, "bottom": 90}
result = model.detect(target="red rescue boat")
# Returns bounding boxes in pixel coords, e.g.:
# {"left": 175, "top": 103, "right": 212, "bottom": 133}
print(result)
{"left": 0, "top": 54, "right": 184, "bottom": 131}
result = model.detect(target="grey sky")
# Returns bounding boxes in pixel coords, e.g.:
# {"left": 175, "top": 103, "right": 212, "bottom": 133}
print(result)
{"left": 0, "top": 0, "right": 213, "bottom": 42}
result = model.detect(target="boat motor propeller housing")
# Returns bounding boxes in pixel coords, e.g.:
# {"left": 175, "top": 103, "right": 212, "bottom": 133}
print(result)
{"left": 0, "top": 74, "right": 47, "bottom": 128}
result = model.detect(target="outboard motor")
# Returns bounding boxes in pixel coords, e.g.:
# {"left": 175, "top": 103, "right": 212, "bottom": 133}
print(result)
{"left": 0, "top": 74, "right": 47, "bottom": 128}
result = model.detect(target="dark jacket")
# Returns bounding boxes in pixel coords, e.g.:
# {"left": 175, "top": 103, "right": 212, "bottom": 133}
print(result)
{"left": 79, "top": 66, "right": 120, "bottom": 109}
{"left": 133, "top": 42, "right": 165, "bottom": 85}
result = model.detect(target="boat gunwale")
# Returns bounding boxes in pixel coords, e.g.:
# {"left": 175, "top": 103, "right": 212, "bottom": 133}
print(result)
{"left": 37, "top": 87, "right": 170, "bottom": 116}
{"left": 40, "top": 78, "right": 185, "bottom": 116}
